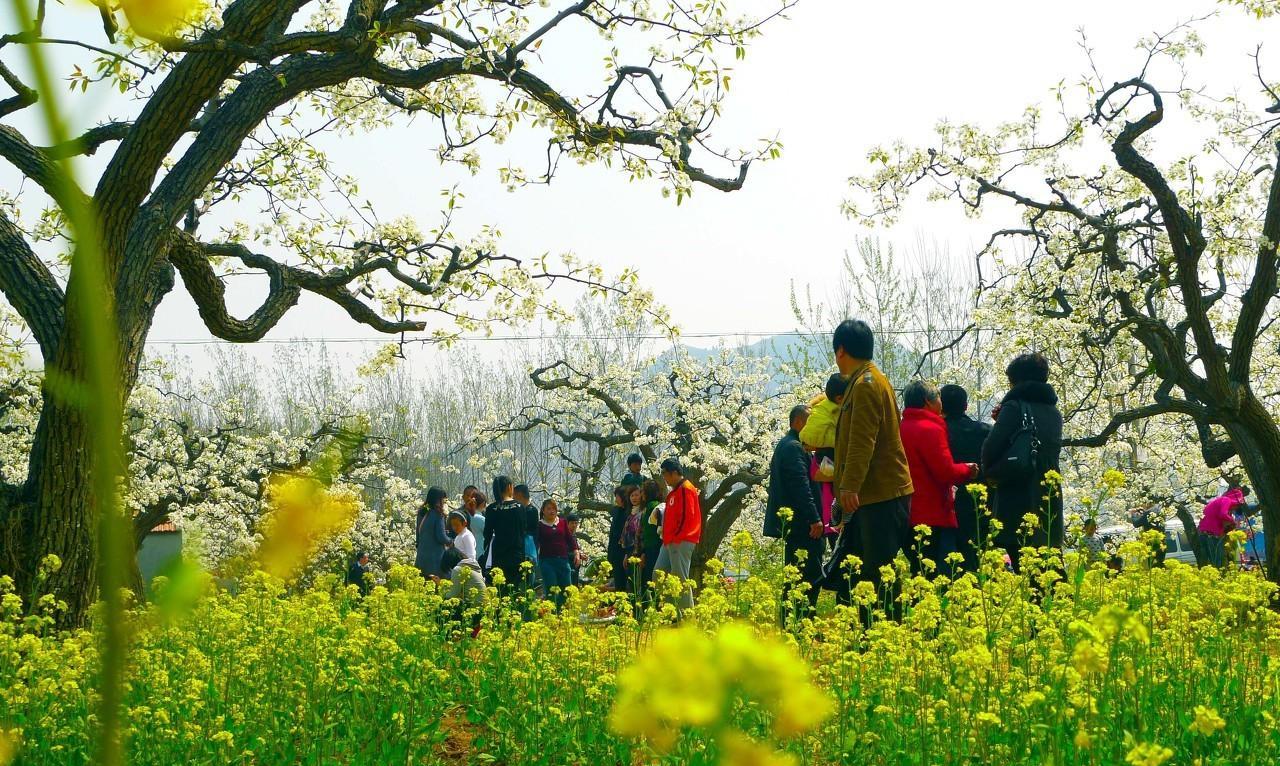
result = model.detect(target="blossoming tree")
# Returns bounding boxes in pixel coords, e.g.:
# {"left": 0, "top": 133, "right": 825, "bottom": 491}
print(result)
{"left": 0, "top": 0, "right": 792, "bottom": 620}
{"left": 847, "top": 20, "right": 1280, "bottom": 580}
{"left": 478, "top": 348, "right": 788, "bottom": 572}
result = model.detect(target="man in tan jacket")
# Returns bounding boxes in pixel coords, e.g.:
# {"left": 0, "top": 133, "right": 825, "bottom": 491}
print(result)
{"left": 824, "top": 319, "right": 913, "bottom": 611}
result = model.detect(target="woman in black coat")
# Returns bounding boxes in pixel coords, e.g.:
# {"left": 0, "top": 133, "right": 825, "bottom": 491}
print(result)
{"left": 981, "top": 353, "right": 1064, "bottom": 571}
{"left": 415, "top": 486, "right": 450, "bottom": 579}
{"left": 483, "top": 475, "right": 531, "bottom": 590}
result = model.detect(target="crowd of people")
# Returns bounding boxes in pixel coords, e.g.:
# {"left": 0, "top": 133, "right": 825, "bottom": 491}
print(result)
{"left": 344, "top": 316, "right": 1258, "bottom": 621}
{"left": 764, "top": 319, "right": 1065, "bottom": 614}
{"left": 373, "top": 457, "right": 705, "bottom": 615}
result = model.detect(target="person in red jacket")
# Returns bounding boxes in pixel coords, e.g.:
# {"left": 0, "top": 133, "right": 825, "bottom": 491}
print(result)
{"left": 656, "top": 456, "right": 702, "bottom": 612}
{"left": 900, "top": 381, "right": 978, "bottom": 578}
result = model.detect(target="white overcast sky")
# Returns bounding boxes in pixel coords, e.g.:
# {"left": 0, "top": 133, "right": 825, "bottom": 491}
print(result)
{"left": 5, "top": 1, "right": 1279, "bottom": 370}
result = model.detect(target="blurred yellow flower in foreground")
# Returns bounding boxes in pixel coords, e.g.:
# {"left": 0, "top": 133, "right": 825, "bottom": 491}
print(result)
{"left": 610, "top": 621, "right": 832, "bottom": 757}
{"left": 720, "top": 730, "right": 797, "bottom": 766}
{"left": 119, "top": 0, "right": 205, "bottom": 35}
{"left": 0, "top": 729, "right": 17, "bottom": 766}
{"left": 256, "top": 475, "right": 359, "bottom": 581}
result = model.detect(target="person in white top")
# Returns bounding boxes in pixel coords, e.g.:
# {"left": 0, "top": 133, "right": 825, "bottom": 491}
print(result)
{"left": 443, "top": 511, "right": 486, "bottom": 602}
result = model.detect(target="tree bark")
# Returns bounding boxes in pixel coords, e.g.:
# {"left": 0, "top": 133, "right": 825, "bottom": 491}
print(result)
{"left": 20, "top": 387, "right": 101, "bottom": 620}
{"left": 5, "top": 251, "right": 162, "bottom": 623}
{"left": 1173, "top": 504, "right": 1206, "bottom": 567}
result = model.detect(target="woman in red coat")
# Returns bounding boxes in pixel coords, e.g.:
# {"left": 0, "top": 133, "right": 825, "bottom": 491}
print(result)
{"left": 900, "top": 381, "right": 978, "bottom": 577}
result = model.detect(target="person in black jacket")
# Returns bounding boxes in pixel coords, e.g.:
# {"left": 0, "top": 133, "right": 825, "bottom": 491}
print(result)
{"left": 607, "top": 485, "right": 630, "bottom": 591}
{"left": 483, "top": 475, "right": 530, "bottom": 591}
{"left": 764, "top": 404, "right": 824, "bottom": 615}
{"left": 345, "top": 551, "right": 372, "bottom": 596}
{"left": 981, "top": 353, "right": 1064, "bottom": 572}
{"left": 940, "top": 385, "right": 992, "bottom": 574}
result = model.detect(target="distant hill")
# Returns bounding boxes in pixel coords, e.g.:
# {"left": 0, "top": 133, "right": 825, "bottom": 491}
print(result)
{"left": 677, "top": 333, "right": 811, "bottom": 365}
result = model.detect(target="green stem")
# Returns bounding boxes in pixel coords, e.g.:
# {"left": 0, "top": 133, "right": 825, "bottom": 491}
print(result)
{"left": 7, "top": 2, "right": 129, "bottom": 764}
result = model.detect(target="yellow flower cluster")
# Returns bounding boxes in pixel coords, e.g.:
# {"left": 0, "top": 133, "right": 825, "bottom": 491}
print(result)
{"left": 610, "top": 621, "right": 831, "bottom": 761}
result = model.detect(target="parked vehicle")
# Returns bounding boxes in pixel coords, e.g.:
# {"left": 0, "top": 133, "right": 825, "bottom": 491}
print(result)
{"left": 1163, "top": 520, "right": 1197, "bottom": 564}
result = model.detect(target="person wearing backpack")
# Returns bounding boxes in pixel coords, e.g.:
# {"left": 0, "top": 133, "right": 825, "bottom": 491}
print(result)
{"left": 981, "top": 352, "right": 1064, "bottom": 572}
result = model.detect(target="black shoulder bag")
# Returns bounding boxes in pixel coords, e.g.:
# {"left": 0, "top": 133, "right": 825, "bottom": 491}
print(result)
{"left": 989, "top": 403, "right": 1040, "bottom": 483}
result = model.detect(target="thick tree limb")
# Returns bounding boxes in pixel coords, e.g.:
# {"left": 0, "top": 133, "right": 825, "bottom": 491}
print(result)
{"left": 1228, "top": 143, "right": 1280, "bottom": 381}
{"left": 171, "top": 234, "right": 427, "bottom": 339}
{"left": 1063, "top": 398, "right": 1207, "bottom": 448}
{"left": 169, "top": 232, "right": 301, "bottom": 342}
{"left": 1098, "top": 78, "right": 1225, "bottom": 381}
{"left": 96, "top": 0, "right": 309, "bottom": 253}
{"left": 0, "top": 125, "right": 86, "bottom": 210}
{"left": 0, "top": 210, "right": 64, "bottom": 358}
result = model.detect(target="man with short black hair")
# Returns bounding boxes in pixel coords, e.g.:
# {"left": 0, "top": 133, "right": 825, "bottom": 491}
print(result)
{"left": 939, "top": 384, "right": 991, "bottom": 573}
{"left": 656, "top": 457, "right": 701, "bottom": 612}
{"left": 764, "top": 404, "right": 824, "bottom": 615}
{"left": 345, "top": 551, "right": 372, "bottom": 596}
{"left": 825, "top": 319, "right": 913, "bottom": 611}
{"left": 621, "top": 453, "right": 645, "bottom": 488}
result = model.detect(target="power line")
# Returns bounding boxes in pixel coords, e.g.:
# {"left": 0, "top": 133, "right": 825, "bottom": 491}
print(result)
{"left": 14, "top": 327, "right": 996, "bottom": 347}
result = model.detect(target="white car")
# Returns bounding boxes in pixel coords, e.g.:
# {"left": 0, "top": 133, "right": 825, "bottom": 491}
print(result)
{"left": 1162, "top": 520, "right": 1198, "bottom": 564}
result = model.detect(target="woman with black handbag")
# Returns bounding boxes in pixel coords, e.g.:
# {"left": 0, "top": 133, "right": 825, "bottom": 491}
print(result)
{"left": 981, "top": 353, "right": 1064, "bottom": 572}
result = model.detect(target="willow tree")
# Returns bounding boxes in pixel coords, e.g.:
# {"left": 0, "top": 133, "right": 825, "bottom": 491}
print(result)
{"left": 848, "top": 19, "right": 1280, "bottom": 580}
{"left": 0, "top": 0, "right": 791, "bottom": 621}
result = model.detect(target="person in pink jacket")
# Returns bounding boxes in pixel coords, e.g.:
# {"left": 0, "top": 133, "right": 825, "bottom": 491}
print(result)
{"left": 1197, "top": 487, "right": 1249, "bottom": 566}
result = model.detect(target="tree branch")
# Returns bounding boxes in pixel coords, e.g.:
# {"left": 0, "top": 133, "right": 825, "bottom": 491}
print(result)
{"left": 1228, "top": 141, "right": 1280, "bottom": 381}
{"left": 0, "top": 125, "right": 86, "bottom": 210}
{"left": 169, "top": 232, "right": 301, "bottom": 342}
{"left": 1097, "top": 78, "right": 1225, "bottom": 380}
{"left": 0, "top": 59, "right": 37, "bottom": 118}
{"left": 0, "top": 209, "right": 64, "bottom": 358}
{"left": 1063, "top": 398, "right": 1207, "bottom": 449}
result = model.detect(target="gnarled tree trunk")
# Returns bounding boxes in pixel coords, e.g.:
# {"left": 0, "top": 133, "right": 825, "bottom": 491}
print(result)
{"left": 3, "top": 244, "right": 166, "bottom": 624}
{"left": 1221, "top": 405, "right": 1280, "bottom": 582}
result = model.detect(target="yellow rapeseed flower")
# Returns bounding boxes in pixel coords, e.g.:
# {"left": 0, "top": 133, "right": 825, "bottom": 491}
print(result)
{"left": 1072, "top": 639, "right": 1108, "bottom": 676}
{"left": 1100, "top": 469, "right": 1126, "bottom": 493}
{"left": 1125, "top": 741, "right": 1174, "bottom": 766}
{"left": 1074, "top": 728, "right": 1093, "bottom": 750}
{"left": 719, "top": 729, "right": 797, "bottom": 766}
{"left": 609, "top": 622, "right": 832, "bottom": 753}
{"left": 1188, "top": 705, "right": 1226, "bottom": 736}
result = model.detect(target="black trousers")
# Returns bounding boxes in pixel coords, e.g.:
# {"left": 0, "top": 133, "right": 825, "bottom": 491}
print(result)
{"left": 783, "top": 533, "right": 825, "bottom": 615}
{"left": 824, "top": 495, "right": 910, "bottom": 614}
{"left": 955, "top": 496, "right": 980, "bottom": 573}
